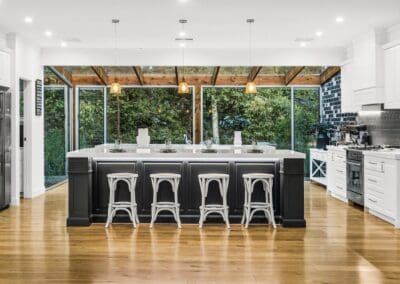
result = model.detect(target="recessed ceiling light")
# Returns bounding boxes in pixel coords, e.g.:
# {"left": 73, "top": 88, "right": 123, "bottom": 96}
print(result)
{"left": 24, "top": 16, "right": 33, "bottom": 24}
{"left": 179, "top": 31, "right": 186, "bottom": 37}
{"left": 300, "top": 42, "right": 307, "bottom": 47}
{"left": 45, "top": 30, "right": 53, "bottom": 37}
{"left": 315, "top": 31, "right": 323, "bottom": 37}
{"left": 179, "top": 42, "right": 186, "bottom": 48}
{"left": 61, "top": 41, "right": 67, "bottom": 47}
{"left": 336, "top": 16, "right": 344, "bottom": 23}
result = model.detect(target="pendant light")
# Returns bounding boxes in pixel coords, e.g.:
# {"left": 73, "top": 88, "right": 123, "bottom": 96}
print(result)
{"left": 245, "top": 18, "right": 257, "bottom": 94}
{"left": 110, "top": 19, "right": 121, "bottom": 95}
{"left": 178, "top": 19, "right": 190, "bottom": 94}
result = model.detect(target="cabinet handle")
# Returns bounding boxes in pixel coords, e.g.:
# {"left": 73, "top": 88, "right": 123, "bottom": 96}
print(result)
{"left": 336, "top": 169, "right": 344, "bottom": 173}
{"left": 368, "top": 161, "right": 377, "bottom": 165}
{"left": 368, "top": 178, "right": 377, "bottom": 183}
{"left": 368, "top": 198, "right": 377, "bottom": 203}
{"left": 381, "top": 162, "right": 384, "bottom": 173}
{"left": 337, "top": 155, "right": 343, "bottom": 159}
{"left": 336, "top": 185, "right": 343, "bottom": 190}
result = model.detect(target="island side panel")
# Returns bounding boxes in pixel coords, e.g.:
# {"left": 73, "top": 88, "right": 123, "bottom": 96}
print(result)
{"left": 67, "top": 157, "right": 93, "bottom": 226}
{"left": 280, "top": 158, "right": 306, "bottom": 227}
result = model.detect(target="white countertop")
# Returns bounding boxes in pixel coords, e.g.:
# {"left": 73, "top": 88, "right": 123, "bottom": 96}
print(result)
{"left": 67, "top": 144, "right": 306, "bottom": 161}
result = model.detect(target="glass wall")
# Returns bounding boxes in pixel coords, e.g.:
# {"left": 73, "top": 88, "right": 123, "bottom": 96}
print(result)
{"left": 202, "top": 86, "right": 320, "bottom": 177}
{"left": 294, "top": 87, "right": 320, "bottom": 177}
{"left": 203, "top": 87, "right": 292, "bottom": 148}
{"left": 107, "top": 87, "right": 193, "bottom": 144}
{"left": 44, "top": 86, "right": 70, "bottom": 187}
{"left": 77, "top": 87, "right": 105, "bottom": 149}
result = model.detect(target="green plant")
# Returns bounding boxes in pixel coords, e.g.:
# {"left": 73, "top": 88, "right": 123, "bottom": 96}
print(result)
{"left": 219, "top": 115, "right": 250, "bottom": 131}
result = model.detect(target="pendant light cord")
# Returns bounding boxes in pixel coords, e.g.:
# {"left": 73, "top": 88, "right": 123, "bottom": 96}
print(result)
{"left": 248, "top": 20, "right": 252, "bottom": 67}
{"left": 182, "top": 21, "right": 185, "bottom": 80}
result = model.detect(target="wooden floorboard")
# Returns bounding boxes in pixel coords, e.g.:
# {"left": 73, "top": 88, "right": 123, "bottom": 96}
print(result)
{"left": 0, "top": 182, "right": 399, "bottom": 283}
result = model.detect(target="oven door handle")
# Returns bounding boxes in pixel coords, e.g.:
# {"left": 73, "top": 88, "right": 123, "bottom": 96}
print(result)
{"left": 347, "top": 161, "right": 361, "bottom": 167}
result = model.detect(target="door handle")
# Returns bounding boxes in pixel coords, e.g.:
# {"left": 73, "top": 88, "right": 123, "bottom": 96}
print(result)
{"left": 367, "top": 178, "right": 377, "bottom": 183}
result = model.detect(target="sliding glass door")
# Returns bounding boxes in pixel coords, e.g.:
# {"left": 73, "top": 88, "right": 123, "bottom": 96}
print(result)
{"left": 44, "top": 86, "right": 70, "bottom": 188}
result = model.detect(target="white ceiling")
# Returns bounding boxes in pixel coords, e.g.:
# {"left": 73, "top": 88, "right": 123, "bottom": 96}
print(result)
{"left": 0, "top": 0, "right": 399, "bottom": 49}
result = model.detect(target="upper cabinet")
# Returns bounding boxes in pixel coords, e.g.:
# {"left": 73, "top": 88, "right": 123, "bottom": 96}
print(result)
{"left": 351, "top": 29, "right": 385, "bottom": 106}
{"left": 0, "top": 49, "right": 11, "bottom": 88}
{"left": 383, "top": 43, "right": 400, "bottom": 109}
{"left": 341, "top": 60, "right": 361, "bottom": 113}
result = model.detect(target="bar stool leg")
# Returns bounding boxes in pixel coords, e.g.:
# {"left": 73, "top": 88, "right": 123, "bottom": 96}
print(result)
{"left": 198, "top": 177, "right": 205, "bottom": 228}
{"left": 266, "top": 179, "right": 276, "bottom": 228}
{"left": 241, "top": 178, "right": 249, "bottom": 225}
{"left": 222, "top": 178, "right": 230, "bottom": 228}
{"left": 173, "top": 178, "right": 182, "bottom": 228}
{"left": 150, "top": 178, "right": 158, "bottom": 228}
{"left": 105, "top": 178, "right": 115, "bottom": 228}
{"left": 245, "top": 179, "right": 254, "bottom": 229}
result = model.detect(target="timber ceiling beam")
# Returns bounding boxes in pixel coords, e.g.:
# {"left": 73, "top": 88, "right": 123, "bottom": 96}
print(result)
{"left": 174, "top": 66, "right": 179, "bottom": 85}
{"left": 91, "top": 66, "right": 109, "bottom": 85}
{"left": 47, "top": 66, "right": 73, "bottom": 88}
{"left": 211, "top": 66, "right": 220, "bottom": 85}
{"left": 248, "top": 66, "right": 263, "bottom": 82}
{"left": 320, "top": 66, "right": 340, "bottom": 85}
{"left": 285, "top": 66, "right": 305, "bottom": 85}
{"left": 133, "top": 66, "right": 145, "bottom": 85}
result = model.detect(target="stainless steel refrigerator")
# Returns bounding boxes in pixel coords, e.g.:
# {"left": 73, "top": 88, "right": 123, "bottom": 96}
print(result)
{"left": 0, "top": 87, "right": 11, "bottom": 210}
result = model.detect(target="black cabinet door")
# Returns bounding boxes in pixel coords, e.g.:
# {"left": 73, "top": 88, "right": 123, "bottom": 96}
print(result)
{"left": 94, "top": 162, "right": 137, "bottom": 214}
{"left": 142, "top": 162, "right": 184, "bottom": 213}
{"left": 187, "top": 162, "right": 230, "bottom": 213}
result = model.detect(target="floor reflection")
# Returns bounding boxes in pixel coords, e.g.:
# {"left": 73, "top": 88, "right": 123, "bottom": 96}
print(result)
{"left": 0, "top": 182, "right": 399, "bottom": 282}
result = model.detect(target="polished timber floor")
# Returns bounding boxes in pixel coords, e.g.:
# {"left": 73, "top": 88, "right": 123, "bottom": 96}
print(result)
{"left": 0, "top": 183, "right": 400, "bottom": 283}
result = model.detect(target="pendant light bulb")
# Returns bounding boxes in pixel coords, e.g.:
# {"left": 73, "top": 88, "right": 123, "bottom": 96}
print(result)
{"left": 110, "top": 81, "right": 121, "bottom": 95}
{"left": 246, "top": 18, "right": 257, "bottom": 94}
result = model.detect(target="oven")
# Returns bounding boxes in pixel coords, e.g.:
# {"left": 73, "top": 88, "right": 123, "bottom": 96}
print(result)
{"left": 346, "top": 149, "right": 364, "bottom": 206}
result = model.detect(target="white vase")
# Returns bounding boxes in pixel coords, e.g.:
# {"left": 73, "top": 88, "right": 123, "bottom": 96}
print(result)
{"left": 137, "top": 128, "right": 150, "bottom": 147}
{"left": 234, "top": 131, "right": 242, "bottom": 146}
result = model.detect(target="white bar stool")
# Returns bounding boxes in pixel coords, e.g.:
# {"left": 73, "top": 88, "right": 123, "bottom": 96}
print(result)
{"left": 242, "top": 173, "right": 276, "bottom": 229}
{"left": 106, "top": 172, "right": 139, "bottom": 228}
{"left": 150, "top": 173, "right": 181, "bottom": 228}
{"left": 198, "top": 173, "right": 230, "bottom": 228}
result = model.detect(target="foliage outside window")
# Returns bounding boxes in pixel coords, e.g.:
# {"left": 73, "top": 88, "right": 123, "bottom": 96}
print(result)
{"left": 106, "top": 87, "right": 193, "bottom": 144}
{"left": 203, "top": 87, "right": 292, "bottom": 148}
{"left": 78, "top": 88, "right": 105, "bottom": 149}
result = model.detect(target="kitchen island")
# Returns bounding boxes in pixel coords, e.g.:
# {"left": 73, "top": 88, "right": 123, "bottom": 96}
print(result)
{"left": 66, "top": 144, "right": 306, "bottom": 227}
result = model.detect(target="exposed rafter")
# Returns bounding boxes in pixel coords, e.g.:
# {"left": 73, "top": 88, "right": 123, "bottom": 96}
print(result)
{"left": 210, "top": 66, "right": 221, "bottom": 85}
{"left": 174, "top": 66, "right": 179, "bottom": 85}
{"left": 248, "top": 66, "right": 263, "bottom": 82}
{"left": 47, "top": 66, "right": 73, "bottom": 88}
{"left": 133, "top": 66, "right": 145, "bottom": 85}
{"left": 320, "top": 66, "right": 340, "bottom": 85}
{"left": 285, "top": 66, "right": 305, "bottom": 85}
{"left": 91, "top": 66, "right": 109, "bottom": 85}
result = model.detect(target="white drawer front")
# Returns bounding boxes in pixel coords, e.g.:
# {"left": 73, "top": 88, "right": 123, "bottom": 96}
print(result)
{"left": 364, "top": 157, "right": 383, "bottom": 172}
{"left": 365, "top": 193, "right": 384, "bottom": 212}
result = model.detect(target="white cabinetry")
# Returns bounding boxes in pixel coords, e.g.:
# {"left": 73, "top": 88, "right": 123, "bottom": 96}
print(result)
{"left": 383, "top": 42, "right": 400, "bottom": 109}
{"left": 351, "top": 29, "right": 385, "bottom": 106}
{"left": 341, "top": 60, "right": 361, "bottom": 113}
{"left": 327, "top": 147, "right": 347, "bottom": 202}
{"left": 364, "top": 153, "right": 400, "bottom": 228}
{"left": 0, "top": 49, "right": 11, "bottom": 87}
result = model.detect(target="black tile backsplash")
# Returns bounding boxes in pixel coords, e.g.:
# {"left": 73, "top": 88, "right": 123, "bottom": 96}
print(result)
{"left": 320, "top": 73, "right": 357, "bottom": 140}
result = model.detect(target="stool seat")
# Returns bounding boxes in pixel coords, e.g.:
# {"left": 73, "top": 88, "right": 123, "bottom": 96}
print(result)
{"left": 108, "top": 172, "right": 138, "bottom": 179}
{"left": 242, "top": 173, "right": 276, "bottom": 229}
{"left": 106, "top": 173, "right": 139, "bottom": 228}
{"left": 198, "top": 173, "right": 230, "bottom": 228}
{"left": 242, "top": 173, "right": 274, "bottom": 179}
{"left": 150, "top": 173, "right": 181, "bottom": 179}
{"left": 198, "top": 173, "right": 229, "bottom": 179}
{"left": 150, "top": 173, "right": 181, "bottom": 228}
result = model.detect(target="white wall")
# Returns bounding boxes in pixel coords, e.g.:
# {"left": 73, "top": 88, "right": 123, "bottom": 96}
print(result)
{"left": 7, "top": 33, "right": 44, "bottom": 204}
{"left": 41, "top": 47, "right": 346, "bottom": 66}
